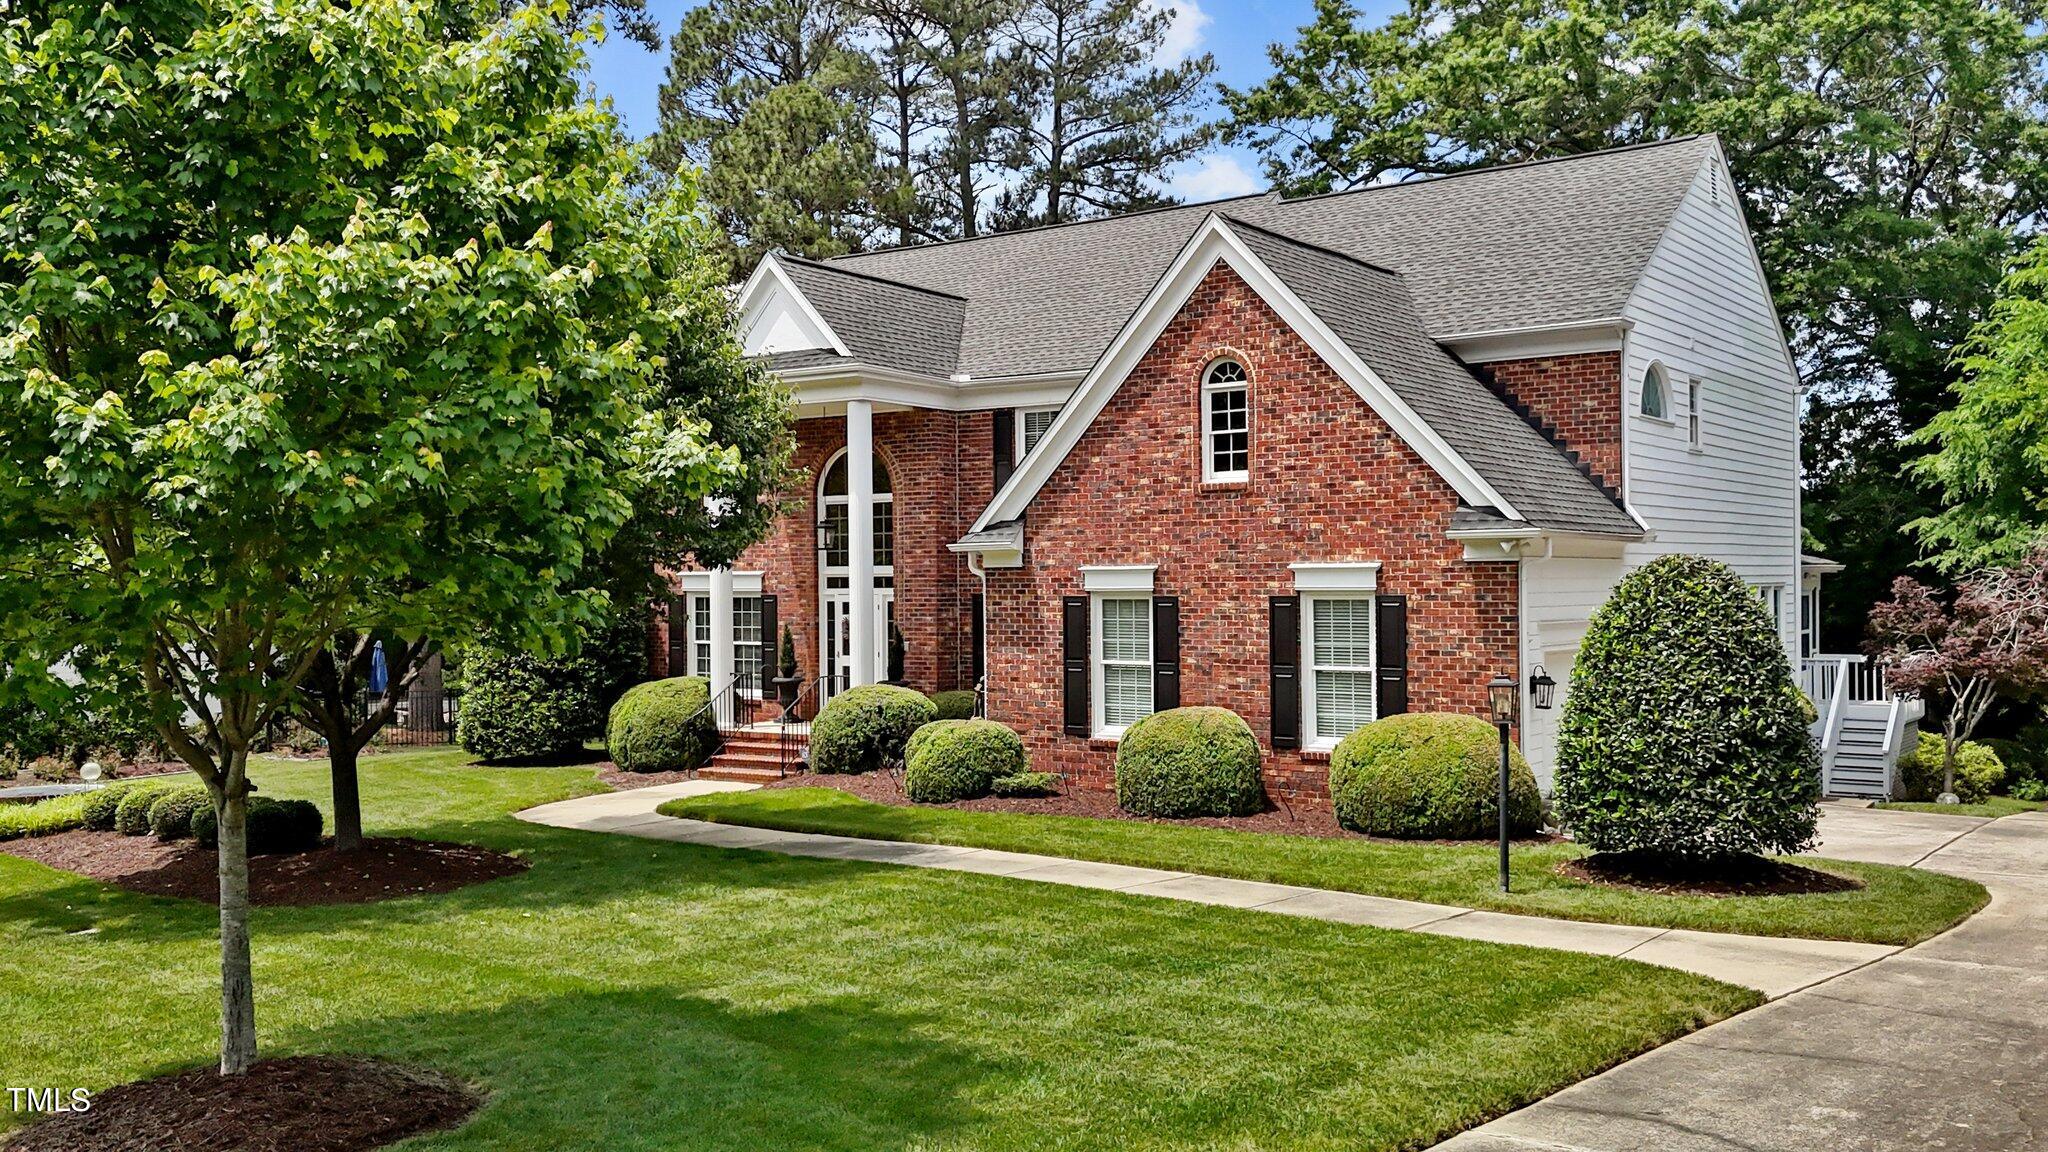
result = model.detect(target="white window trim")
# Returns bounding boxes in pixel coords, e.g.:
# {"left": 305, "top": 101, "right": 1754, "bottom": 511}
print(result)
{"left": 1686, "top": 377, "right": 1705, "bottom": 450}
{"left": 1201, "top": 361, "right": 1250, "bottom": 483}
{"left": 675, "top": 571, "right": 765, "bottom": 595}
{"left": 1080, "top": 564, "right": 1157, "bottom": 593}
{"left": 1091, "top": 592, "right": 1154, "bottom": 739}
{"left": 687, "top": 593, "right": 766, "bottom": 698}
{"left": 1302, "top": 592, "right": 1377, "bottom": 751}
{"left": 1288, "top": 562, "right": 1380, "bottom": 594}
{"left": 1015, "top": 406, "right": 1059, "bottom": 464}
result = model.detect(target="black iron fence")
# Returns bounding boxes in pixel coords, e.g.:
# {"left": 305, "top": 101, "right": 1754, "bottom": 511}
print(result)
{"left": 358, "top": 681, "right": 460, "bottom": 746}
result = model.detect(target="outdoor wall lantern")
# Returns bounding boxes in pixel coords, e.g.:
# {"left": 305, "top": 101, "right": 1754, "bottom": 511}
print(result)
{"left": 1486, "top": 674, "right": 1517, "bottom": 893}
{"left": 1528, "top": 665, "right": 1556, "bottom": 710}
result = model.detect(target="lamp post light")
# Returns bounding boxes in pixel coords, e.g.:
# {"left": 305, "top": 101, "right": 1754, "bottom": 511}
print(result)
{"left": 1487, "top": 674, "right": 1518, "bottom": 893}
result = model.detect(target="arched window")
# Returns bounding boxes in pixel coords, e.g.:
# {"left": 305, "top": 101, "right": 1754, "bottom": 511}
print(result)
{"left": 1202, "top": 358, "right": 1250, "bottom": 481}
{"left": 1640, "top": 365, "right": 1669, "bottom": 420}
{"left": 819, "top": 449, "right": 893, "bottom": 573}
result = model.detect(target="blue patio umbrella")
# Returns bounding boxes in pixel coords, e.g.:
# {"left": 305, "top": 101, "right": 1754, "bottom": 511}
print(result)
{"left": 368, "top": 641, "right": 388, "bottom": 694}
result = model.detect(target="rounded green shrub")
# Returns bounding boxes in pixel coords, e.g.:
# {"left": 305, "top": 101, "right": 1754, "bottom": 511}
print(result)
{"left": 1329, "top": 713, "right": 1542, "bottom": 839}
{"left": 809, "top": 685, "right": 936, "bottom": 774}
{"left": 115, "top": 780, "right": 184, "bottom": 836}
{"left": 192, "top": 797, "right": 324, "bottom": 855}
{"left": 1896, "top": 733, "right": 2006, "bottom": 804}
{"left": 82, "top": 780, "right": 150, "bottom": 831}
{"left": 991, "top": 771, "right": 1060, "bottom": 798}
{"left": 605, "top": 677, "right": 716, "bottom": 773}
{"left": 1114, "top": 706, "right": 1264, "bottom": 818}
{"left": 147, "top": 785, "right": 210, "bottom": 841}
{"left": 457, "top": 649, "right": 602, "bottom": 762}
{"left": 1555, "top": 554, "right": 1821, "bottom": 858}
{"left": 903, "top": 719, "right": 1028, "bottom": 803}
{"left": 931, "top": 690, "right": 978, "bottom": 720}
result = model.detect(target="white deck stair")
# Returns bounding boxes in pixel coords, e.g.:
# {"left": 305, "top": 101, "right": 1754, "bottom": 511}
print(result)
{"left": 1801, "top": 655, "right": 1922, "bottom": 800}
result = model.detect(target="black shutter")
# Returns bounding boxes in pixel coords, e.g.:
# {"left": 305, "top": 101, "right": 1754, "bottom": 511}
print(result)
{"left": 1269, "top": 595, "right": 1300, "bottom": 749}
{"left": 1062, "top": 595, "right": 1089, "bottom": 736}
{"left": 993, "top": 411, "right": 1016, "bottom": 493}
{"left": 970, "top": 593, "right": 986, "bottom": 686}
{"left": 667, "top": 594, "right": 689, "bottom": 679}
{"left": 759, "top": 595, "right": 779, "bottom": 689}
{"left": 1376, "top": 594, "right": 1408, "bottom": 717}
{"left": 1152, "top": 596, "right": 1180, "bottom": 712}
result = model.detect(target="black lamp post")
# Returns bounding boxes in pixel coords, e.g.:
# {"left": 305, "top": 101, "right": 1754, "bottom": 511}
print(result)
{"left": 1487, "top": 674, "right": 1518, "bottom": 893}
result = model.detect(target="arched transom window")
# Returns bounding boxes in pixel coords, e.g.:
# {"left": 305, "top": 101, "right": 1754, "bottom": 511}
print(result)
{"left": 1202, "top": 358, "right": 1250, "bottom": 482}
{"left": 1640, "top": 364, "right": 1669, "bottom": 420}
{"left": 819, "top": 449, "right": 893, "bottom": 576}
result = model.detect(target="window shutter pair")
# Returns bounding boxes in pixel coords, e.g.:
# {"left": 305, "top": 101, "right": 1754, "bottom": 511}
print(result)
{"left": 1268, "top": 593, "right": 1407, "bottom": 749}
{"left": 1061, "top": 595, "right": 1180, "bottom": 736}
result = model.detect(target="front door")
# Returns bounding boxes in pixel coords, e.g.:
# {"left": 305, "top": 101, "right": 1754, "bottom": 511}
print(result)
{"left": 822, "top": 590, "right": 894, "bottom": 699}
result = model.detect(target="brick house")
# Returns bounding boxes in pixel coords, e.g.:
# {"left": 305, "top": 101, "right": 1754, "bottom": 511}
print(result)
{"left": 658, "top": 136, "right": 1830, "bottom": 798}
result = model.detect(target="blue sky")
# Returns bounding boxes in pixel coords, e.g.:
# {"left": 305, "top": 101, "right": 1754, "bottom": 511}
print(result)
{"left": 580, "top": 0, "right": 1392, "bottom": 202}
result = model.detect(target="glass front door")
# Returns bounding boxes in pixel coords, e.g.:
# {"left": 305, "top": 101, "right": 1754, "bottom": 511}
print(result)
{"left": 822, "top": 590, "right": 894, "bottom": 699}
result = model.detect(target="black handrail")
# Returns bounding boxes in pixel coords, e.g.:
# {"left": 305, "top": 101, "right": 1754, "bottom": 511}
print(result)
{"left": 777, "top": 674, "right": 832, "bottom": 776}
{"left": 685, "top": 669, "right": 757, "bottom": 766}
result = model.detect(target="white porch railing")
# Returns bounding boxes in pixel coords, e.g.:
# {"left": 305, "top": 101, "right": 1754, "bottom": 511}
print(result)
{"left": 1800, "top": 653, "right": 1890, "bottom": 704}
{"left": 1801, "top": 654, "right": 1918, "bottom": 799}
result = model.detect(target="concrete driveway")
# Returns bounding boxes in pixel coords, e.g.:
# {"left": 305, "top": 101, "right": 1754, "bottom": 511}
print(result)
{"left": 1436, "top": 804, "right": 2048, "bottom": 1151}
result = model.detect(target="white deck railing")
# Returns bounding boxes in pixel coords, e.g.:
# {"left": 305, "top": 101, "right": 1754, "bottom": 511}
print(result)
{"left": 1800, "top": 653, "right": 1891, "bottom": 704}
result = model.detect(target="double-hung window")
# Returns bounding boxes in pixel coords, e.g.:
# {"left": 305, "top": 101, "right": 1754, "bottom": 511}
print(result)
{"left": 1094, "top": 595, "right": 1153, "bottom": 736}
{"left": 1687, "top": 378, "right": 1704, "bottom": 449}
{"left": 1016, "top": 407, "right": 1058, "bottom": 462}
{"left": 1202, "top": 359, "right": 1249, "bottom": 482}
{"left": 687, "top": 594, "right": 764, "bottom": 691}
{"left": 1304, "top": 595, "right": 1376, "bottom": 747}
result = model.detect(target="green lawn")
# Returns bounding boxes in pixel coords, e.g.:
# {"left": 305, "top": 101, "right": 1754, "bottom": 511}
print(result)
{"left": 661, "top": 787, "right": 1986, "bottom": 946}
{"left": 0, "top": 749, "right": 1762, "bottom": 1152}
{"left": 1877, "top": 796, "right": 2048, "bottom": 818}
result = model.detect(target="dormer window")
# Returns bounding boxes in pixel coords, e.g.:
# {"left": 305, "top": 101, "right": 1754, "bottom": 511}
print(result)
{"left": 1640, "top": 365, "right": 1670, "bottom": 420}
{"left": 1202, "top": 359, "right": 1250, "bottom": 482}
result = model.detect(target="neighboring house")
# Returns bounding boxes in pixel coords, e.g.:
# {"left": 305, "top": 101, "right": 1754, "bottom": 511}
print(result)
{"left": 660, "top": 135, "right": 1857, "bottom": 797}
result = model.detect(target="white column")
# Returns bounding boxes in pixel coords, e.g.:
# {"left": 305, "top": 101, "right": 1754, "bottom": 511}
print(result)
{"left": 847, "top": 400, "right": 876, "bottom": 687}
{"left": 709, "top": 566, "right": 735, "bottom": 723}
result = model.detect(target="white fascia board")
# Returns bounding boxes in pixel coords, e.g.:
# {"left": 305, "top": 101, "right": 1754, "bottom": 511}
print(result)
{"left": 1444, "top": 319, "right": 1632, "bottom": 364}
{"left": 1288, "top": 562, "right": 1380, "bottom": 592}
{"left": 972, "top": 214, "right": 1517, "bottom": 532}
{"left": 1080, "top": 564, "right": 1157, "bottom": 593}
{"left": 674, "top": 571, "right": 765, "bottom": 595}
{"left": 735, "top": 254, "right": 851, "bottom": 358}
{"left": 776, "top": 365, "right": 1079, "bottom": 414}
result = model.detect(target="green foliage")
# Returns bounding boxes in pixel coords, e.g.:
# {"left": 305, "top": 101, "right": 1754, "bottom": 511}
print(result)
{"left": 1555, "top": 555, "right": 1821, "bottom": 857}
{"left": 0, "top": 682, "right": 157, "bottom": 770}
{"left": 810, "top": 686, "right": 936, "bottom": 774}
{"left": 2013, "top": 777, "right": 2048, "bottom": 802}
{"left": 1114, "top": 706, "right": 1265, "bottom": 818}
{"left": 1982, "top": 732, "right": 2048, "bottom": 787}
{"left": 778, "top": 625, "right": 799, "bottom": 679}
{"left": 1794, "top": 688, "right": 1819, "bottom": 726}
{"left": 605, "top": 677, "right": 717, "bottom": 773}
{"left": 931, "top": 690, "right": 978, "bottom": 720}
{"left": 1897, "top": 733, "right": 2007, "bottom": 804}
{"left": 115, "top": 780, "right": 189, "bottom": 837}
{"left": 147, "top": 785, "right": 211, "bottom": 841}
{"left": 990, "top": 771, "right": 1061, "bottom": 798}
{"left": 0, "top": 790, "right": 96, "bottom": 841}
{"left": 1329, "top": 713, "right": 1542, "bottom": 839}
{"left": 903, "top": 719, "right": 1028, "bottom": 803}
{"left": 192, "top": 797, "right": 324, "bottom": 856}
{"left": 81, "top": 782, "right": 140, "bottom": 832}
{"left": 457, "top": 650, "right": 605, "bottom": 763}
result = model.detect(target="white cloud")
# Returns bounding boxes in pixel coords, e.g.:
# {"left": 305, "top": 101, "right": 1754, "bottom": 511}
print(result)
{"left": 1152, "top": 0, "right": 1212, "bottom": 64}
{"left": 1170, "top": 153, "right": 1263, "bottom": 202}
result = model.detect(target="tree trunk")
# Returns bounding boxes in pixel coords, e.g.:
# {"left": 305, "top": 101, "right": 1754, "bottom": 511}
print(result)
{"left": 1943, "top": 727, "right": 1961, "bottom": 801}
{"left": 216, "top": 766, "right": 258, "bottom": 1074}
{"left": 330, "top": 740, "right": 363, "bottom": 852}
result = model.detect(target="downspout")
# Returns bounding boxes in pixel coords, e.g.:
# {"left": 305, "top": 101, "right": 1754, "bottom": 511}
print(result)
{"left": 965, "top": 550, "right": 990, "bottom": 717}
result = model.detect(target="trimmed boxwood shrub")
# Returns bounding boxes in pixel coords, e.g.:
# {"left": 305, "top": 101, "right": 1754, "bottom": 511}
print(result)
{"left": 1114, "top": 706, "right": 1265, "bottom": 818}
{"left": 991, "top": 771, "right": 1059, "bottom": 798}
{"left": 115, "top": 779, "right": 185, "bottom": 836}
{"left": 1555, "top": 554, "right": 1821, "bottom": 858}
{"left": 931, "top": 690, "right": 978, "bottom": 720}
{"left": 903, "top": 720, "right": 1028, "bottom": 803}
{"left": 192, "top": 797, "right": 324, "bottom": 855}
{"left": 605, "top": 677, "right": 716, "bottom": 773}
{"left": 147, "top": 785, "right": 210, "bottom": 840}
{"left": 1329, "top": 713, "right": 1542, "bottom": 839}
{"left": 457, "top": 648, "right": 604, "bottom": 762}
{"left": 82, "top": 780, "right": 150, "bottom": 831}
{"left": 1896, "top": 733, "right": 2006, "bottom": 804}
{"left": 810, "top": 685, "right": 936, "bottom": 774}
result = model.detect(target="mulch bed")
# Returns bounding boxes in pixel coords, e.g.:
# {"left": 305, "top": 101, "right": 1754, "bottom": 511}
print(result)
{"left": 2, "top": 1055, "right": 481, "bottom": 1152}
{"left": 764, "top": 771, "right": 1563, "bottom": 844}
{"left": 597, "top": 762, "right": 709, "bottom": 791}
{"left": 0, "top": 833, "right": 526, "bottom": 906}
{"left": 1558, "top": 851, "right": 1864, "bottom": 897}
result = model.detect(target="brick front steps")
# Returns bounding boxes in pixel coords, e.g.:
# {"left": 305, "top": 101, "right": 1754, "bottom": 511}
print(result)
{"left": 698, "top": 728, "right": 791, "bottom": 783}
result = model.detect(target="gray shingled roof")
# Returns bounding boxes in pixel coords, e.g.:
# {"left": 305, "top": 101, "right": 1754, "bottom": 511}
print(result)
{"left": 1225, "top": 219, "right": 1640, "bottom": 536}
{"left": 776, "top": 255, "right": 967, "bottom": 377}
{"left": 821, "top": 136, "right": 1715, "bottom": 378}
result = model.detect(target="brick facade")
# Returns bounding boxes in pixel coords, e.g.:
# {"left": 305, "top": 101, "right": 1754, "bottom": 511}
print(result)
{"left": 1477, "top": 351, "right": 1624, "bottom": 495}
{"left": 982, "top": 263, "right": 1519, "bottom": 800}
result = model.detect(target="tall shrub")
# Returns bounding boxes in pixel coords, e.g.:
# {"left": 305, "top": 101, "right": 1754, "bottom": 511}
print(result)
{"left": 1555, "top": 554, "right": 1820, "bottom": 858}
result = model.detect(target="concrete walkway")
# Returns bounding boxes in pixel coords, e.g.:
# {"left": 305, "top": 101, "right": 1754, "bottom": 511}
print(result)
{"left": 1436, "top": 805, "right": 2048, "bottom": 1152}
{"left": 517, "top": 782, "right": 1898, "bottom": 998}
